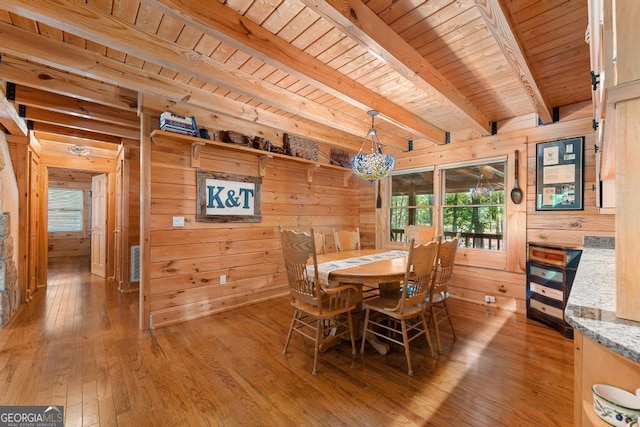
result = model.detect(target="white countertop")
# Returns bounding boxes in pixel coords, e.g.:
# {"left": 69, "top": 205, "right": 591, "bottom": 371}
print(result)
{"left": 565, "top": 246, "right": 640, "bottom": 362}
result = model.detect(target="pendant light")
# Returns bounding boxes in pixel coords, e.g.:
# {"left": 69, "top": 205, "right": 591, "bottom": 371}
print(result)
{"left": 350, "top": 110, "right": 395, "bottom": 180}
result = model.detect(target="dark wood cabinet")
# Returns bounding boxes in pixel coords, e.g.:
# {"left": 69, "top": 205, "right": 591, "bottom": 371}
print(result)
{"left": 526, "top": 244, "right": 582, "bottom": 338}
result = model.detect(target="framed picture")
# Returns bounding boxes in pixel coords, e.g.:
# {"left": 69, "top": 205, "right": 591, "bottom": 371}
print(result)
{"left": 196, "top": 170, "right": 262, "bottom": 222}
{"left": 535, "top": 137, "right": 584, "bottom": 211}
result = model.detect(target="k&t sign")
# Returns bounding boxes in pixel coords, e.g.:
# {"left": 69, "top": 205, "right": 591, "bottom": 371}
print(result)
{"left": 197, "top": 170, "right": 262, "bottom": 222}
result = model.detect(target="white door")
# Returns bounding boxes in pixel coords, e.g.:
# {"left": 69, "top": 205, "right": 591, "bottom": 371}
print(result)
{"left": 91, "top": 173, "right": 107, "bottom": 277}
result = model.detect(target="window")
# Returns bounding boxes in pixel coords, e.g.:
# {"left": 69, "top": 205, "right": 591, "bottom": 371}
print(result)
{"left": 441, "top": 160, "right": 506, "bottom": 250}
{"left": 389, "top": 169, "right": 434, "bottom": 242}
{"left": 48, "top": 189, "right": 84, "bottom": 232}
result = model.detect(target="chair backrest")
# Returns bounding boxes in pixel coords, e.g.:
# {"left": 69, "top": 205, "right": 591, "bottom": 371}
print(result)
{"left": 404, "top": 225, "right": 436, "bottom": 246}
{"left": 333, "top": 227, "right": 360, "bottom": 251}
{"left": 313, "top": 230, "right": 326, "bottom": 255}
{"left": 397, "top": 239, "right": 440, "bottom": 312}
{"left": 279, "top": 226, "right": 320, "bottom": 307}
{"left": 431, "top": 236, "right": 459, "bottom": 296}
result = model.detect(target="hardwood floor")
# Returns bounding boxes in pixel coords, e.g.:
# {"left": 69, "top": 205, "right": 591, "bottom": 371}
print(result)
{"left": 0, "top": 258, "right": 575, "bottom": 426}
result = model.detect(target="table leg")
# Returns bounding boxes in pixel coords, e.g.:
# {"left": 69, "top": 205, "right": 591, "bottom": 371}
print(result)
{"left": 364, "top": 331, "right": 389, "bottom": 355}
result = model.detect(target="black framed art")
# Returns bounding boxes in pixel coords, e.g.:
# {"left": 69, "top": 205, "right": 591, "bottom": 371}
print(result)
{"left": 535, "top": 137, "right": 584, "bottom": 211}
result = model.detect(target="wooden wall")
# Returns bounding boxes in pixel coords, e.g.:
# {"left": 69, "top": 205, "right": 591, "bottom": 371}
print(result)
{"left": 142, "top": 101, "right": 614, "bottom": 327}
{"left": 118, "top": 142, "right": 140, "bottom": 292}
{"left": 364, "top": 102, "right": 615, "bottom": 315}
{"left": 47, "top": 168, "right": 92, "bottom": 259}
{"left": 146, "top": 129, "right": 360, "bottom": 328}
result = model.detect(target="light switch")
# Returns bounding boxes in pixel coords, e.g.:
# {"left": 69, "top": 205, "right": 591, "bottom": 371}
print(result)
{"left": 172, "top": 216, "right": 185, "bottom": 227}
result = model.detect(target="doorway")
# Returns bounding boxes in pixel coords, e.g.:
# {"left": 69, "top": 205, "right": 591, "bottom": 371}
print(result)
{"left": 46, "top": 168, "right": 111, "bottom": 279}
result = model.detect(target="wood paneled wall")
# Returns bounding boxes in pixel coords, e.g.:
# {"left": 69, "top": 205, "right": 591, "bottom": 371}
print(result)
{"left": 363, "top": 102, "right": 615, "bottom": 315}
{"left": 47, "top": 168, "right": 92, "bottom": 259}
{"left": 119, "top": 142, "right": 140, "bottom": 292}
{"left": 143, "top": 101, "right": 614, "bottom": 327}
{"left": 147, "top": 132, "right": 360, "bottom": 328}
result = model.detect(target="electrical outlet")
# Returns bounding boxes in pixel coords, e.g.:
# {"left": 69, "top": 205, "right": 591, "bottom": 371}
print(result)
{"left": 220, "top": 275, "right": 226, "bottom": 285}
{"left": 484, "top": 295, "right": 491, "bottom": 303}
{"left": 490, "top": 296, "right": 496, "bottom": 303}
{"left": 172, "top": 216, "right": 185, "bottom": 227}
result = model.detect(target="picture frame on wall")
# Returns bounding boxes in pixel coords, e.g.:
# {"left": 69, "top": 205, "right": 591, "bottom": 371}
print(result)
{"left": 196, "top": 170, "right": 262, "bottom": 222}
{"left": 535, "top": 136, "right": 584, "bottom": 211}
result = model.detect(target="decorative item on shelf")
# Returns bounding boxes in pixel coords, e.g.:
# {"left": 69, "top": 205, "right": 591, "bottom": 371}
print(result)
{"left": 219, "top": 130, "right": 251, "bottom": 147}
{"left": 329, "top": 148, "right": 351, "bottom": 168}
{"left": 199, "top": 128, "right": 210, "bottom": 140}
{"left": 252, "top": 136, "right": 287, "bottom": 155}
{"left": 592, "top": 384, "right": 640, "bottom": 427}
{"left": 350, "top": 110, "right": 395, "bottom": 180}
{"left": 252, "top": 136, "right": 269, "bottom": 151}
{"left": 283, "top": 133, "right": 318, "bottom": 161}
{"left": 160, "top": 111, "right": 198, "bottom": 137}
{"left": 470, "top": 174, "right": 494, "bottom": 198}
{"left": 66, "top": 144, "right": 91, "bottom": 157}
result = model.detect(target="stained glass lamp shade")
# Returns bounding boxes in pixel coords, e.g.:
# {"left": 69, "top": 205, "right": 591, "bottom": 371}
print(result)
{"left": 350, "top": 110, "right": 395, "bottom": 180}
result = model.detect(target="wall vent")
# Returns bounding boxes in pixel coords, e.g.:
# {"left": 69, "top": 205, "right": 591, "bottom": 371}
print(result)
{"left": 130, "top": 245, "right": 140, "bottom": 282}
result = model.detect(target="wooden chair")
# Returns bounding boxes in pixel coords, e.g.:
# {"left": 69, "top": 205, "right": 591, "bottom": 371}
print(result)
{"left": 404, "top": 225, "right": 436, "bottom": 247}
{"left": 426, "top": 236, "right": 459, "bottom": 353}
{"left": 360, "top": 239, "right": 439, "bottom": 376}
{"left": 279, "top": 226, "right": 358, "bottom": 375}
{"left": 332, "top": 227, "right": 360, "bottom": 252}
{"left": 313, "top": 230, "right": 326, "bottom": 255}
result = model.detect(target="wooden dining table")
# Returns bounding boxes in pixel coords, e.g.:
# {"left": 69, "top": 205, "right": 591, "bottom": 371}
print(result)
{"left": 312, "top": 249, "right": 409, "bottom": 354}
{"left": 314, "top": 249, "right": 408, "bottom": 289}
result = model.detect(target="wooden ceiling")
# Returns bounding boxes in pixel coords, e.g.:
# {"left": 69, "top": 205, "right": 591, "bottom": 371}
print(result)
{"left": 0, "top": 0, "right": 591, "bottom": 155}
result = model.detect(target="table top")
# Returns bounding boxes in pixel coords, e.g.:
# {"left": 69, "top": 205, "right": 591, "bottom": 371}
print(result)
{"left": 314, "top": 249, "right": 408, "bottom": 285}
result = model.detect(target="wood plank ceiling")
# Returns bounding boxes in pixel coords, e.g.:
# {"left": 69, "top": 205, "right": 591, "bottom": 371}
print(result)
{"left": 0, "top": 0, "right": 591, "bottom": 155}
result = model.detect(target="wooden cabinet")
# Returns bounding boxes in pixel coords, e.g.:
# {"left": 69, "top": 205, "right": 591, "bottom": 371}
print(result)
{"left": 526, "top": 244, "right": 582, "bottom": 338}
{"left": 575, "top": 331, "right": 640, "bottom": 427}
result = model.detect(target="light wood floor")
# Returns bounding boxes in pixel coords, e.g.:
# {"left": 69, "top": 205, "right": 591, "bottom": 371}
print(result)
{"left": 0, "top": 258, "right": 575, "bottom": 426}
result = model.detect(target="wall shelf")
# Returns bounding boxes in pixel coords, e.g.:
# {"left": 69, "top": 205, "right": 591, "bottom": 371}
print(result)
{"left": 150, "top": 129, "right": 352, "bottom": 186}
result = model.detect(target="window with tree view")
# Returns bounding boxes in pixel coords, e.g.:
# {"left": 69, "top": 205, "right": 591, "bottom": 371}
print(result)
{"left": 389, "top": 170, "right": 434, "bottom": 242}
{"left": 442, "top": 161, "right": 505, "bottom": 250}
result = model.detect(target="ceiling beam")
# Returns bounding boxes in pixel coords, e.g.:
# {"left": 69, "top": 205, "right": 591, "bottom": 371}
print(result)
{"left": 24, "top": 106, "right": 139, "bottom": 139}
{"left": 146, "top": 0, "right": 445, "bottom": 144}
{"left": 0, "top": 56, "right": 137, "bottom": 111}
{"left": 0, "top": 80, "right": 28, "bottom": 136}
{"left": 32, "top": 122, "right": 123, "bottom": 145}
{"left": 13, "top": 85, "right": 139, "bottom": 128}
{"left": 474, "top": 0, "right": 553, "bottom": 124}
{"left": 1, "top": 0, "right": 407, "bottom": 148}
{"left": 0, "top": 24, "right": 370, "bottom": 151}
{"left": 302, "top": 0, "right": 492, "bottom": 135}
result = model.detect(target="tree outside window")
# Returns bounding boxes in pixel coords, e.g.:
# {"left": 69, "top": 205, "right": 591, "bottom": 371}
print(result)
{"left": 442, "top": 161, "right": 505, "bottom": 250}
{"left": 389, "top": 170, "right": 434, "bottom": 242}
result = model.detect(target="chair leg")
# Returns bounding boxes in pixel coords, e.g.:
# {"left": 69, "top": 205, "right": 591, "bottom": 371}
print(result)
{"left": 431, "top": 307, "right": 444, "bottom": 353}
{"left": 282, "top": 309, "right": 298, "bottom": 355}
{"left": 421, "top": 313, "right": 436, "bottom": 357}
{"left": 347, "top": 311, "right": 356, "bottom": 354}
{"left": 443, "top": 301, "right": 456, "bottom": 339}
{"left": 360, "top": 309, "right": 371, "bottom": 353}
{"left": 400, "top": 319, "right": 413, "bottom": 376}
{"left": 312, "top": 318, "right": 323, "bottom": 375}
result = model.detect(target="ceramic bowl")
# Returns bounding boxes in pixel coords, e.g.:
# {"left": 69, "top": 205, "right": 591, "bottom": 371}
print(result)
{"left": 592, "top": 384, "right": 640, "bottom": 426}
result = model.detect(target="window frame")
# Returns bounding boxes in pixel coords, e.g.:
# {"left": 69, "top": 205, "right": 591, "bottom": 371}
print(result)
{"left": 439, "top": 157, "right": 507, "bottom": 252}
{"left": 387, "top": 166, "right": 436, "bottom": 244}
